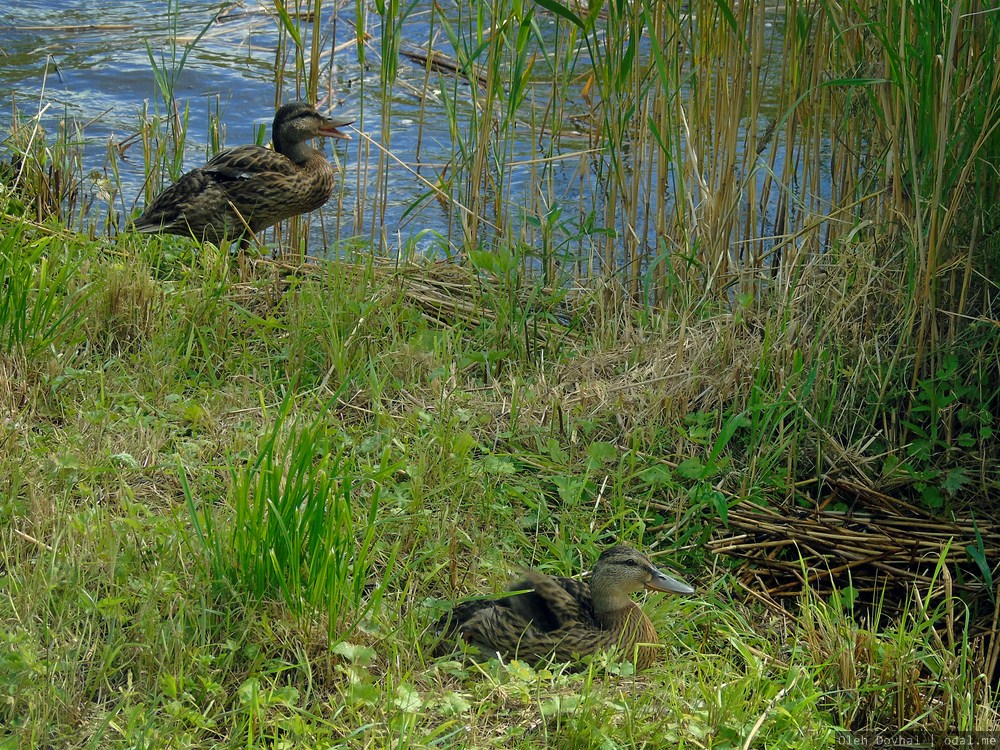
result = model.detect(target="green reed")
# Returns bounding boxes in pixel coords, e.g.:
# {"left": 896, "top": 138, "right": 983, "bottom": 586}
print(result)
{"left": 347, "top": 0, "right": 997, "bottom": 322}
{"left": 144, "top": 0, "right": 214, "bottom": 180}
{"left": 0, "top": 221, "right": 90, "bottom": 357}
{"left": 2, "top": 95, "right": 101, "bottom": 232}
{"left": 184, "top": 390, "right": 396, "bottom": 641}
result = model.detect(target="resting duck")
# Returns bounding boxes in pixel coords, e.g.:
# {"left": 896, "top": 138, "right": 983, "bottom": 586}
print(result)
{"left": 435, "top": 545, "right": 694, "bottom": 670}
{"left": 133, "top": 101, "right": 353, "bottom": 248}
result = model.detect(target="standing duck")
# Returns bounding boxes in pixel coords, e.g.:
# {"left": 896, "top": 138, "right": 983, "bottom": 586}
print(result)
{"left": 133, "top": 101, "right": 353, "bottom": 248}
{"left": 435, "top": 545, "right": 694, "bottom": 670}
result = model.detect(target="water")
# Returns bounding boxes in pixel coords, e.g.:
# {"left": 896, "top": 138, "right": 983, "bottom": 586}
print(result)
{"left": 2, "top": 3, "right": 352, "bottom": 238}
{"left": 2, "top": 1, "right": 563, "bottom": 255}
{"left": 1, "top": 1, "right": 804, "bottom": 268}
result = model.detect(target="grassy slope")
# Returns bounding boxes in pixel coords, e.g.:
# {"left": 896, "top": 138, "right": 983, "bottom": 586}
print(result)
{"left": 0, "top": 223, "right": 995, "bottom": 749}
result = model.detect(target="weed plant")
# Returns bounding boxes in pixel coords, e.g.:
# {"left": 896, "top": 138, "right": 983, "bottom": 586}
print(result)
{"left": 0, "top": 0, "right": 998, "bottom": 746}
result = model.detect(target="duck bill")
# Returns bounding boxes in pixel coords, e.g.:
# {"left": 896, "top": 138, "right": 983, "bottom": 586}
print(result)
{"left": 645, "top": 567, "right": 695, "bottom": 595}
{"left": 319, "top": 116, "right": 355, "bottom": 140}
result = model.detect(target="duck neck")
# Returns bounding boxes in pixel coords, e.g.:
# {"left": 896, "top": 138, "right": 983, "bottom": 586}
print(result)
{"left": 275, "top": 138, "right": 318, "bottom": 165}
{"left": 590, "top": 578, "right": 635, "bottom": 622}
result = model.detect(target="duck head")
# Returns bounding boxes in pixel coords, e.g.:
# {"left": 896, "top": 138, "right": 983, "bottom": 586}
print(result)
{"left": 589, "top": 545, "right": 694, "bottom": 614}
{"left": 272, "top": 101, "right": 354, "bottom": 160}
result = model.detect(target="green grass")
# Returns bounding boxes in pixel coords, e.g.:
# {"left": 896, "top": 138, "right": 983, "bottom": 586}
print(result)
{"left": 2, "top": 0, "right": 999, "bottom": 745}
{"left": 0, "top": 218, "right": 995, "bottom": 747}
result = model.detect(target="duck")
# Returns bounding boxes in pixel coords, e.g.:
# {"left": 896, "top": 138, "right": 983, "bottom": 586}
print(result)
{"left": 132, "top": 101, "right": 353, "bottom": 248}
{"left": 435, "top": 545, "right": 694, "bottom": 670}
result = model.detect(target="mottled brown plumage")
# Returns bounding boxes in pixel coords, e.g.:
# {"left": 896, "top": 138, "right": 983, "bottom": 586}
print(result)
{"left": 435, "top": 545, "right": 694, "bottom": 670}
{"left": 133, "top": 101, "right": 353, "bottom": 247}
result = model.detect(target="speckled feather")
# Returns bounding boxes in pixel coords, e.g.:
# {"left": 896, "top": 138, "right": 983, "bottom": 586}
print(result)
{"left": 133, "top": 101, "right": 351, "bottom": 247}
{"left": 435, "top": 546, "right": 694, "bottom": 670}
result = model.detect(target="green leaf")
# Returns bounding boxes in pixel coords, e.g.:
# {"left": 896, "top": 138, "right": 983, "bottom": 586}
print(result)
{"left": 920, "top": 485, "right": 944, "bottom": 509}
{"left": 237, "top": 678, "right": 260, "bottom": 704}
{"left": 469, "top": 249, "right": 499, "bottom": 274}
{"left": 541, "top": 693, "right": 582, "bottom": 717}
{"left": 268, "top": 685, "right": 300, "bottom": 707}
{"left": 533, "top": 0, "right": 585, "bottom": 30}
{"left": 547, "top": 439, "right": 570, "bottom": 464}
{"left": 711, "top": 488, "right": 729, "bottom": 527}
{"left": 966, "top": 517, "right": 994, "bottom": 594}
{"left": 110, "top": 452, "right": 140, "bottom": 469}
{"left": 347, "top": 681, "right": 379, "bottom": 706}
{"left": 439, "top": 691, "right": 472, "bottom": 716}
{"left": 710, "top": 412, "right": 750, "bottom": 463}
{"left": 637, "top": 464, "right": 672, "bottom": 488}
{"left": 831, "top": 585, "right": 859, "bottom": 610}
{"left": 393, "top": 683, "right": 423, "bottom": 713}
{"left": 677, "top": 457, "right": 707, "bottom": 480}
{"left": 941, "top": 467, "right": 970, "bottom": 495}
{"left": 506, "top": 660, "right": 537, "bottom": 681}
{"left": 333, "top": 641, "right": 377, "bottom": 666}
{"left": 553, "top": 475, "right": 590, "bottom": 505}
{"left": 587, "top": 441, "right": 618, "bottom": 466}
{"left": 483, "top": 455, "right": 517, "bottom": 475}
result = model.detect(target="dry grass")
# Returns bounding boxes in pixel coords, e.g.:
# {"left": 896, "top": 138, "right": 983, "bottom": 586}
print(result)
{"left": 1, "top": 0, "right": 998, "bottom": 745}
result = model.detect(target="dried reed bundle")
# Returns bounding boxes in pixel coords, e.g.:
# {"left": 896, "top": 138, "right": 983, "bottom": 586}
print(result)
{"left": 710, "top": 477, "right": 999, "bottom": 631}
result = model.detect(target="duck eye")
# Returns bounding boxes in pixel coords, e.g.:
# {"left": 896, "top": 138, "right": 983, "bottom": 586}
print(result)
{"left": 623, "top": 559, "right": 638, "bottom": 567}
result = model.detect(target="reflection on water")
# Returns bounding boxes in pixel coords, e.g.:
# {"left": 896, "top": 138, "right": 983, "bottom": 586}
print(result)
{"left": 1, "top": 1, "right": 801, "bottom": 267}
{"left": 2, "top": 2, "right": 372, "bottom": 248}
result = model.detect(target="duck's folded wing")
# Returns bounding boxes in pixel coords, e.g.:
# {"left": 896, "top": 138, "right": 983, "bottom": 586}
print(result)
{"left": 202, "top": 145, "right": 298, "bottom": 183}
{"left": 506, "top": 571, "right": 588, "bottom": 628}
{"left": 462, "top": 600, "right": 601, "bottom": 665}
{"left": 435, "top": 599, "right": 499, "bottom": 637}
{"left": 132, "top": 169, "right": 221, "bottom": 232}
{"left": 457, "top": 605, "right": 532, "bottom": 660}
{"left": 552, "top": 576, "right": 597, "bottom": 624}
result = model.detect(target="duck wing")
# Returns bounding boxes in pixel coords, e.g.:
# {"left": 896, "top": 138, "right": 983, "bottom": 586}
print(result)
{"left": 434, "top": 571, "right": 577, "bottom": 654}
{"left": 449, "top": 572, "right": 587, "bottom": 659}
{"left": 431, "top": 594, "right": 513, "bottom": 657}
{"left": 133, "top": 146, "right": 299, "bottom": 237}
{"left": 470, "top": 602, "right": 657, "bottom": 666}
{"left": 194, "top": 145, "right": 304, "bottom": 227}
{"left": 200, "top": 145, "right": 299, "bottom": 182}
{"left": 132, "top": 165, "right": 220, "bottom": 235}
{"left": 435, "top": 571, "right": 594, "bottom": 646}
{"left": 504, "top": 574, "right": 596, "bottom": 631}
{"left": 542, "top": 603, "right": 657, "bottom": 668}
